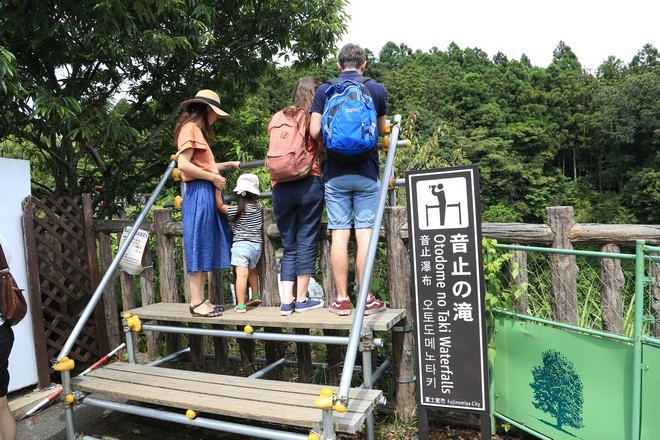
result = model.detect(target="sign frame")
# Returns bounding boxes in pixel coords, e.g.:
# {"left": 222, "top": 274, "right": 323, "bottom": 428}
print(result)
{"left": 405, "top": 164, "right": 489, "bottom": 415}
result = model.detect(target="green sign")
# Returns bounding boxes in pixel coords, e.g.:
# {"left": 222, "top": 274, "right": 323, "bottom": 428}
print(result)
{"left": 494, "top": 315, "right": 635, "bottom": 439}
{"left": 641, "top": 343, "right": 660, "bottom": 439}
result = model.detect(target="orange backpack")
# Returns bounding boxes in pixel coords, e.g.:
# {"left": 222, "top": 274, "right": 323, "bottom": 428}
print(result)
{"left": 266, "top": 108, "right": 315, "bottom": 182}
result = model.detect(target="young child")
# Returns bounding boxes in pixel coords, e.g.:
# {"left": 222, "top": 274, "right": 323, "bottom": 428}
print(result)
{"left": 215, "top": 173, "right": 263, "bottom": 313}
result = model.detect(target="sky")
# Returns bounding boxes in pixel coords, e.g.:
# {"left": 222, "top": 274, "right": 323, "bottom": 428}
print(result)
{"left": 337, "top": 0, "right": 659, "bottom": 70}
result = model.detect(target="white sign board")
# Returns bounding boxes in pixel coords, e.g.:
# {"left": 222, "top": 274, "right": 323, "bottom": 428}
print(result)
{"left": 0, "top": 158, "right": 39, "bottom": 392}
{"left": 118, "top": 226, "right": 149, "bottom": 275}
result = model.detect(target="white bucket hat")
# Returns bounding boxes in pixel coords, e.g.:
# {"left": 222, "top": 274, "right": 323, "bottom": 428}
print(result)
{"left": 181, "top": 89, "right": 230, "bottom": 118}
{"left": 233, "top": 174, "right": 260, "bottom": 197}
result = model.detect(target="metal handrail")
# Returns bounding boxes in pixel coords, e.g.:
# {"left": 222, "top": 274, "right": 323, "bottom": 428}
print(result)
{"left": 57, "top": 158, "right": 178, "bottom": 361}
{"left": 57, "top": 158, "right": 267, "bottom": 361}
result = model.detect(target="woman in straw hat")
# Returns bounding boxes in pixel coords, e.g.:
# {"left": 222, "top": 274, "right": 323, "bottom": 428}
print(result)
{"left": 174, "top": 89, "right": 240, "bottom": 317}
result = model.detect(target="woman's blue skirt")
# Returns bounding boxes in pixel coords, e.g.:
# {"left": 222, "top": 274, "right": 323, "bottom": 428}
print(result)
{"left": 182, "top": 180, "right": 232, "bottom": 273}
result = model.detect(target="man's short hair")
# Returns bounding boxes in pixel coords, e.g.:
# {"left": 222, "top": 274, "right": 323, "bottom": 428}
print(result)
{"left": 338, "top": 43, "right": 366, "bottom": 69}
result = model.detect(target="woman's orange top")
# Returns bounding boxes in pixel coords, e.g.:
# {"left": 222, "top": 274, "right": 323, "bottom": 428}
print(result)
{"left": 176, "top": 122, "right": 217, "bottom": 182}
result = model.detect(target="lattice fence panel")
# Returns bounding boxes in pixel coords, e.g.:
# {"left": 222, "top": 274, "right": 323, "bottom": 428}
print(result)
{"left": 27, "top": 195, "right": 103, "bottom": 364}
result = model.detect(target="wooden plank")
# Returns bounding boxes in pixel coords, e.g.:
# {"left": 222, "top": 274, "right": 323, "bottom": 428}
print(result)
{"left": 9, "top": 384, "right": 62, "bottom": 419}
{"left": 103, "top": 363, "right": 379, "bottom": 400}
{"left": 123, "top": 302, "right": 406, "bottom": 332}
{"left": 72, "top": 363, "right": 381, "bottom": 433}
{"left": 22, "top": 199, "right": 52, "bottom": 388}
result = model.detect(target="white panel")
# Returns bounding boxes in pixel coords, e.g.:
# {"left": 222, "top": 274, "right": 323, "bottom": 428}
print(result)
{"left": 0, "top": 158, "right": 39, "bottom": 392}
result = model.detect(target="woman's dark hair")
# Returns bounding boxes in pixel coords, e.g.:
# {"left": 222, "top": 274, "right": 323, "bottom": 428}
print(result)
{"left": 283, "top": 76, "right": 321, "bottom": 119}
{"left": 173, "top": 102, "right": 215, "bottom": 146}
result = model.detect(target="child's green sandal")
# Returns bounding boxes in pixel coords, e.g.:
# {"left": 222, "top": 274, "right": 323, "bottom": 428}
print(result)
{"left": 245, "top": 295, "right": 261, "bottom": 307}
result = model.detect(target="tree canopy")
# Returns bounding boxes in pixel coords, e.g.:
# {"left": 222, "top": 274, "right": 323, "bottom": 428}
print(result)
{"left": 0, "top": 0, "right": 348, "bottom": 216}
{"left": 0, "top": 1, "right": 658, "bottom": 224}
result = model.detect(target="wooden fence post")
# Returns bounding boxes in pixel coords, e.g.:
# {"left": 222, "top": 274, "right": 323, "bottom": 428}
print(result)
{"left": 261, "top": 209, "right": 279, "bottom": 306}
{"left": 261, "top": 209, "right": 284, "bottom": 378}
{"left": 139, "top": 245, "right": 160, "bottom": 360}
{"left": 546, "top": 206, "right": 578, "bottom": 325}
{"left": 210, "top": 270, "right": 229, "bottom": 373}
{"left": 22, "top": 199, "right": 51, "bottom": 388}
{"left": 83, "top": 194, "right": 110, "bottom": 355}
{"left": 319, "top": 228, "right": 342, "bottom": 385}
{"left": 97, "top": 232, "right": 121, "bottom": 350}
{"left": 600, "top": 243, "right": 624, "bottom": 334}
{"left": 154, "top": 208, "right": 181, "bottom": 354}
{"left": 385, "top": 207, "right": 416, "bottom": 421}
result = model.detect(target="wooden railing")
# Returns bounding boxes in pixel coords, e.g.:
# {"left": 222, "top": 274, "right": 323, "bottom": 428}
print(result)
{"left": 93, "top": 205, "right": 660, "bottom": 419}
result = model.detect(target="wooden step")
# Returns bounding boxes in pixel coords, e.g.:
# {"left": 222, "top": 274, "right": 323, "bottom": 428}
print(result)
{"left": 71, "top": 363, "right": 382, "bottom": 434}
{"left": 123, "top": 302, "right": 406, "bottom": 332}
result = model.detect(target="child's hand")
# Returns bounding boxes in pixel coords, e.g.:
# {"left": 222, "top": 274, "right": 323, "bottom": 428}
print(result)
{"left": 217, "top": 161, "right": 241, "bottom": 172}
{"left": 214, "top": 187, "right": 227, "bottom": 212}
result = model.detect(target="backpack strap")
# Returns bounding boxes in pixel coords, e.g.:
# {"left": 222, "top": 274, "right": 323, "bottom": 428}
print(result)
{"left": 326, "top": 76, "right": 371, "bottom": 85}
{"left": 326, "top": 76, "right": 372, "bottom": 99}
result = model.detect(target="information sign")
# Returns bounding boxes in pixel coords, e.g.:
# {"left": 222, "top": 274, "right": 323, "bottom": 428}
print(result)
{"left": 405, "top": 165, "right": 488, "bottom": 410}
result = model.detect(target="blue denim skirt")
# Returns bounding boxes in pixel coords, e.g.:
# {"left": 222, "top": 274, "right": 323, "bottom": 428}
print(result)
{"left": 182, "top": 180, "right": 232, "bottom": 273}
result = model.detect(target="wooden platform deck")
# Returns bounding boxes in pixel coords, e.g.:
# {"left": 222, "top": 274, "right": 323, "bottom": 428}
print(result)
{"left": 67, "top": 302, "right": 402, "bottom": 436}
{"left": 71, "top": 362, "right": 382, "bottom": 433}
{"left": 123, "top": 302, "right": 406, "bottom": 332}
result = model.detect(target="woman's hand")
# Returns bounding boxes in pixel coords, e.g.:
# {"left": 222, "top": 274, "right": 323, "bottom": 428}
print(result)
{"left": 213, "top": 174, "right": 227, "bottom": 191}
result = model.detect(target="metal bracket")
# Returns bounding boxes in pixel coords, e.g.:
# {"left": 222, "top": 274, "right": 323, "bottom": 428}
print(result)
{"left": 359, "top": 326, "right": 375, "bottom": 352}
{"left": 392, "top": 324, "right": 414, "bottom": 333}
{"left": 394, "top": 375, "right": 417, "bottom": 383}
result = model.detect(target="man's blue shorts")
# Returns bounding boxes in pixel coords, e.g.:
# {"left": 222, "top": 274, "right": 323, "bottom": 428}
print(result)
{"left": 325, "top": 174, "right": 380, "bottom": 230}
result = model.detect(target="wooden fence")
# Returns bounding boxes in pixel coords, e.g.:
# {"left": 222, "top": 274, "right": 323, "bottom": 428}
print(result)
{"left": 93, "top": 204, "right": 660, "bottom": 419}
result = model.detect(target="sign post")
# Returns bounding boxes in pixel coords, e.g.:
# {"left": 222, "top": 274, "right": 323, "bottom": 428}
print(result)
{"left": 405, "top": 165, "right": 490, "bottom": 437}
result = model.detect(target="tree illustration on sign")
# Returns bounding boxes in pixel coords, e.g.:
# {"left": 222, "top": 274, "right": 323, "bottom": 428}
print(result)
{"left": 529, "top": 349, "right": 584, "bottom": 431}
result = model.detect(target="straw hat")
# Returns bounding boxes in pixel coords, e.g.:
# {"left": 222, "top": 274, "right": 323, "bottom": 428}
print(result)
{"left": 233, "top": 174, "right": 260, "bottom": 197}
{"left": 181, "top": 89, "right": 230, "bottom": 118}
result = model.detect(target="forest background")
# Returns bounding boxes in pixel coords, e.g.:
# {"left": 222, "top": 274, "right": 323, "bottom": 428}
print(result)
{"left": 0, "top": 0, "right": 658, "bottom": 226}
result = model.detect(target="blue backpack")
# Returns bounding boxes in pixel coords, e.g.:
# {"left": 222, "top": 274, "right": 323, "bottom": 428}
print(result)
{"left": 321, "top": 77, "right": 378, "bottom": 163}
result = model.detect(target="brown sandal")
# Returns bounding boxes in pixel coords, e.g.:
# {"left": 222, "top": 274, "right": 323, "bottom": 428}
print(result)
{"left": 189, "top": 301, "right": 222, "bottom": 317}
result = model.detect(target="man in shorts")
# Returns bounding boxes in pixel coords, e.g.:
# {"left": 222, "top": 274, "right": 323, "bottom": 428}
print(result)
{"left": 309, "top": 43, "right": 387, "bottom": 316}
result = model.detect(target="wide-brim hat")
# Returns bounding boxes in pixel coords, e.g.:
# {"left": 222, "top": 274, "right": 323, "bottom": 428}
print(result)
{"left": 181, "top": 89, "right": 230, "bottom": 118}
{"left": 233, "top": 173, "right": 260, "bottom": 196}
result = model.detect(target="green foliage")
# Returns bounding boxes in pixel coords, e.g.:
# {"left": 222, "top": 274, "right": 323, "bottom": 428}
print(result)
{"left": 0, "top": 46, "right": 17, "bottom": 94}
{"left": 0, "top": 0, "right": 347, "bottom": 218}
{"left": 482, "top": 238, "right": 526, "bottom": 366}
{"left": 624, "top": 167, "right": 660, "bottom": 223}
{"left": 483, "top": 238, "right": 523, "bottom": 313}
{"left": 481, "top": 203, "right": 524, "bottom": 223}
{"left": 1, "top": 4, "right": 657, "bottom": 224}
